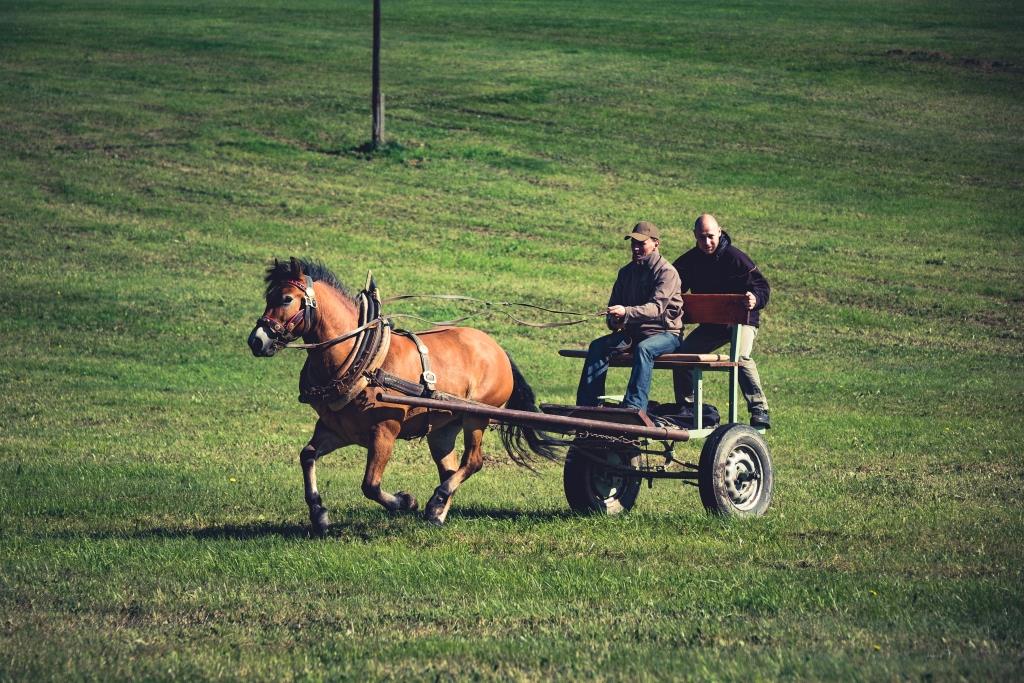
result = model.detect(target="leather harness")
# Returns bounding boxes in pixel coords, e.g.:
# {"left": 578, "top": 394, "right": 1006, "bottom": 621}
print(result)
{"left": 297, "top": 274, "right": 443, "bottom": 411}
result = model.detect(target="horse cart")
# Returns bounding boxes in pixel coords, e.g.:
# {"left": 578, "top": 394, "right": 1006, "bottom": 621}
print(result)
{"left": 249, "top": 259, "right": 772, "bottom": 530}
{"left": 376, "top": 293, "right": 773, "bottom": 518}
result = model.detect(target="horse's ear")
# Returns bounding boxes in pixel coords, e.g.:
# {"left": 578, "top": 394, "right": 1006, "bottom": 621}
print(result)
{"left": 289, "top": 257, "right": 303, "bottom": 278}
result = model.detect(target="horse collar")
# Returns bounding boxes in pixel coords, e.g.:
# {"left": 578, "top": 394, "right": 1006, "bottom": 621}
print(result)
{"left": 299, "top": 281, "right": 388, "bottom": 408}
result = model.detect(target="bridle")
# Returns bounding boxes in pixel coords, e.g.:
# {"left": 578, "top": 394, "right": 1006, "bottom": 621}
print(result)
{"left": 257, "top": 276, "right": 319, "bottom": 348}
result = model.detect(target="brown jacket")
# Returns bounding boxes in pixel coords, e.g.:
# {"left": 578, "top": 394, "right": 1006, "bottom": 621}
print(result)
{"left": 608, "top": 252, "right": 684, "bottom": 339}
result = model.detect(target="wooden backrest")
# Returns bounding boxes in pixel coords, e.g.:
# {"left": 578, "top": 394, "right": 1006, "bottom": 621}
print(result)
{"left": 682, "top": 293, "right": 751, "bottom": 325}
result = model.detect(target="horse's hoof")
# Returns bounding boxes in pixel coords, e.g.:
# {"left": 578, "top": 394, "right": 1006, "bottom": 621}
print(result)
{"left": 424, "top": 493, "right": 449, "bottom": 526}
{"left": 311, "top": 507, "right": 330, "bottom": 536}
{"left": 395, "top": 491, "right": 418, "bottom": 512}
{"left": 424, "top": 510, "right": 446, "bottom": 526}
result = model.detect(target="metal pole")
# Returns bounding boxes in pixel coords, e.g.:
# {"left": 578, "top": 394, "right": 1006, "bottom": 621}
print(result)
{"left": 371, "top": 0, "right": 384, "bottom": 146}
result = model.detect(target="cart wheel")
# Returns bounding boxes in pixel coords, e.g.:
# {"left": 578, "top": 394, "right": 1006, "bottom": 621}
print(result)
{"left": 698, "top": 424, "right": 773, "bottom": 516}
{"left": 563, "top": 441, "right": 641, "bottom": 515}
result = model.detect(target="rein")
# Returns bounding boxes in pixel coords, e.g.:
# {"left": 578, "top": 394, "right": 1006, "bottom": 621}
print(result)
{"left": 278, "top": 293, "right": 604, "bottom": 352}
{"left": 382, "top": 293, "right": 604, "bottom": 328}
{"left": 284, "top": 317, "right": 387, "bottom": 351}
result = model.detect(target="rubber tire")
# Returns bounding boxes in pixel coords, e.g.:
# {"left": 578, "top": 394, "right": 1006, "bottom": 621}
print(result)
{"left": 563, "top": 441, "right": 642, "bottom": 515}
{"left": 698, "top": 424, "right": 773, "bottom": 517}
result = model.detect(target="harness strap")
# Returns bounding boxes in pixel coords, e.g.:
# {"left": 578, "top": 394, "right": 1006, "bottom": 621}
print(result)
{"left": 371, "top": 368, "right": 431, "bottom": 398}
{"left": 301, "top": 275, "right": 318, "bottom": 335}
{"left": 296, "top": 322, "right": 391, "bottom": 407}
{"left": 370, "top": 369, "right": 461, "bottom": 403}
{"left": 393, "top": 328, "right": 437, "bottom": 392}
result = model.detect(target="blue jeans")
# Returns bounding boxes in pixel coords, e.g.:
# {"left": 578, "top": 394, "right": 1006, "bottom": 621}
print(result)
{"left": 576, "top": 331, "right": 680, "bottom": 412}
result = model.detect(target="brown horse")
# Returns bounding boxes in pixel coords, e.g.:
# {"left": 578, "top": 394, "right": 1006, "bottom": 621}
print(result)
{"left": 248, "top": 258, "right": 557, "bottom": 533}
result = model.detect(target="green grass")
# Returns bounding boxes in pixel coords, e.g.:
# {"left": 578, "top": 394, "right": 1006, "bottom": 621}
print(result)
{"left": 2, "top": 0, "right": 1023, "bottom": 679}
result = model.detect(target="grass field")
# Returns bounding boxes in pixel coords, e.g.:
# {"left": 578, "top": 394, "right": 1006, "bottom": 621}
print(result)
{"left": 2, "top": 0, "right": 1023, "bottom": 679}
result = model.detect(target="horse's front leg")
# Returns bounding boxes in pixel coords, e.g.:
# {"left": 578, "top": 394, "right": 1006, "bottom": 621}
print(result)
{"left": 301, "top": 420, "right": 347, "bottom": 536}
{"left": 362, "top": 420, "right": 418, "bottom": 513}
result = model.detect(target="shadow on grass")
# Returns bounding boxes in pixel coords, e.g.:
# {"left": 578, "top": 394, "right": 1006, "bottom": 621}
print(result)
{"left": 51, "top": 521, "right": 317, "bottom": 542}
{"left": 40, "top": 506, "right": 576, "bottom": 543}
{"left": 342, "top": 140, "right": 410, "bottom": 160}
{"left": 444, "top": 504, "right": 575, "bottom": 523}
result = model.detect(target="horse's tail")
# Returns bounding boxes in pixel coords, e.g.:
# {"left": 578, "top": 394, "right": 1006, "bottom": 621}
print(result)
{"left": 498, "top": 354, "right": 565, "bottom": 468}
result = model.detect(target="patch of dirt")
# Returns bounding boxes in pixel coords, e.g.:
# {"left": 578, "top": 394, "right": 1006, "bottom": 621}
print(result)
{"left": 885, "top": 49, "right": 1018, "bottom": 73}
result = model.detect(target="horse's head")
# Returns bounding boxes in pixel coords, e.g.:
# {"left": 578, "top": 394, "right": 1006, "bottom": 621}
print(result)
{"left": 248, "top": 257, "right": 319, "bottom": 357}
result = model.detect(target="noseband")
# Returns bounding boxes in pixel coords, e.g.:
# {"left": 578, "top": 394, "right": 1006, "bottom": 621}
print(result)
{"left": 258, "top": 276, "right": 319, "bottom": 347}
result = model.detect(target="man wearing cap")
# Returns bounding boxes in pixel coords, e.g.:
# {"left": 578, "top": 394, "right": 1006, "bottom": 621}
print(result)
{"left": 672, "top": 213, "right": 771, "bottom": 428}
{"left": 576, "top": 221, "right": 684, "bottom": 413}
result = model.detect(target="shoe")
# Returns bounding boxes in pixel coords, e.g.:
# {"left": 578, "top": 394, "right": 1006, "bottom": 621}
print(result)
{"left": 749, "top": 408, "right": 771, "bottom": 429}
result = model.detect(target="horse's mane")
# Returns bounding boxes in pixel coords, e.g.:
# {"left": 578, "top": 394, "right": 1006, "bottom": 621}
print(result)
{"left": 264, "top": 258, "right": 354, "bottom": 300}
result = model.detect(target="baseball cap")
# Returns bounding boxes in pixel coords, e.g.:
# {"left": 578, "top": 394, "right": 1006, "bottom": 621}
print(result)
{"left": 625, "top": 221, "right": 660, "bottom": 241}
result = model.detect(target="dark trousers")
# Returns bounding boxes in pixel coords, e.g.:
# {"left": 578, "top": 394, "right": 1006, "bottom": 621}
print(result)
{"left": 672, "top": 324, "right": 769, "bottom": 412}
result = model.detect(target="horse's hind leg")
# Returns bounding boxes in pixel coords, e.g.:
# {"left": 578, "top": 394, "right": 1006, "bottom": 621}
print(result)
{"left": 301, "top": 420, "right": 346, "bottom": 536}
{"left": 362, "top": 420, "right": 418, "bottom": 513}
{"left": 427, "top": 419, "right": 461, "bottom": 485}
{"left": 424, "top": 417, "right": 487, "bottom": 526}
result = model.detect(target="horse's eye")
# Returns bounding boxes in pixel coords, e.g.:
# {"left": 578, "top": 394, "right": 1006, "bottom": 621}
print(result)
{"left": 280, "top": 296, "right": 294, "bottom": 306}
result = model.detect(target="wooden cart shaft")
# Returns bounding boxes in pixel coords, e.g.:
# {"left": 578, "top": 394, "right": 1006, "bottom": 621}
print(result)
{"left": 375, "top": 392, "right": 690, "bottom": 442}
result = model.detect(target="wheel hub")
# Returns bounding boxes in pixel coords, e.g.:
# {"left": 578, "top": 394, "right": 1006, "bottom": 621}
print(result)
{"left": 723, "top": 446, "right": 762, "bottom": 509}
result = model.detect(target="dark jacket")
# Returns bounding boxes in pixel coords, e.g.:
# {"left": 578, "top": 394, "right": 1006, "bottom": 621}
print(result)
{"left": 608, "top": 251, "right": 684, "bottom": 339}
{"left": 672, "top": 231, "right": 770, "bottom": 327}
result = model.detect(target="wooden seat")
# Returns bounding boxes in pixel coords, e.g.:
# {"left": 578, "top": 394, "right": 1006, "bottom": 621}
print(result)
{"left": 560, "top": 293, "right": 752, "bottom": 430}
{"left": 557, "top": 349, "right": 737, "bottom": 370}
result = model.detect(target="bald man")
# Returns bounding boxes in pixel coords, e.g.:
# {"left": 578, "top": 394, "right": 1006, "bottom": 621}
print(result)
{"left": 672, "top": 214, "right": 771, "bottom": 428}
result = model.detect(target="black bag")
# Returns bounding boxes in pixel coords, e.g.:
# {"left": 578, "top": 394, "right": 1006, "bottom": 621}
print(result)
{"left": 649, "top": 401, "right": 720, "bottom": 429}
{"left": 698, "top": 402, "right": 721, "bottom": 428}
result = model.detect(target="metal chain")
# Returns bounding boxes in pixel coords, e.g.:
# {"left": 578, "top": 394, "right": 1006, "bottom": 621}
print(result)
{"left": 572, "top": 430, "right": 643, "bottom": 446}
